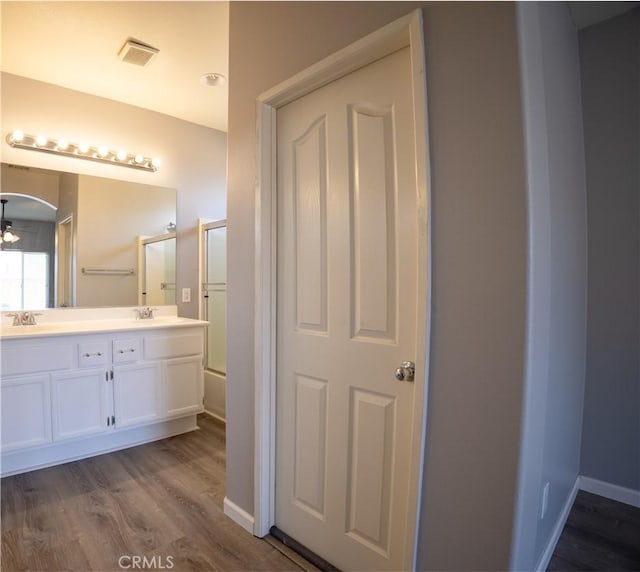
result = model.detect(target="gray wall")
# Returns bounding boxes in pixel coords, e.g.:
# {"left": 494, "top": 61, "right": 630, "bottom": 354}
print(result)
{"left": 579, "top": 8, "right": 640, "bottom": 492}
{"left": 227, "top": 3, "right": 528, "bottom": 569}
{"left": 512, "top": 3, "right": 588, "bottom": 570}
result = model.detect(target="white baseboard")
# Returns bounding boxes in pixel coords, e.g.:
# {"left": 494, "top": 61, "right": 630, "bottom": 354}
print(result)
{"left": 533, "top": 474, "right": 640, "bottom": 572}
{"left": 579, "top": 476, "right": 640, "bottom": 508}
{"left": 202, "top": 409, "right": 226, "bottom": 424}
{"left": 223, "top": 496, "right": 255, "bottom": 535}
{"left": 535, "top": 476, "right": 580, "bottom": 572}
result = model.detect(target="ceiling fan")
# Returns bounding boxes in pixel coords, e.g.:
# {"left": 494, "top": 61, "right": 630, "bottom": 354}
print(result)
{"left": 1, "top": 199, "right": 21, "bottom": 244}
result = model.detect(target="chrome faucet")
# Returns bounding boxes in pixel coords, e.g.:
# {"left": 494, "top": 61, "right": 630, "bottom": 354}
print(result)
{"left": 136, "top": 306, "right": 155, "bottom": 320}
{"left": 6, "top": 311, "right": 41, "bottom": 326}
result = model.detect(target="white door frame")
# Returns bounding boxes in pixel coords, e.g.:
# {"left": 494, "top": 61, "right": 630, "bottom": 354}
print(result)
{"left": 253, "top": 9, "right": 432, "bottom": 568}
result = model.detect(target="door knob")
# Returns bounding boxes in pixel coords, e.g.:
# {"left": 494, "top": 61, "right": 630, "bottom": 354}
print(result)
{"left": 394, "top": 361, "right": 415, "bottom": 382}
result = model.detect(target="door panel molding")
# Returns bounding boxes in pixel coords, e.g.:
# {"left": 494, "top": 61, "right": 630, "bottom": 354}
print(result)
{"left": 254, "top": 9, "right": 432, "bottom": 570}
{"left": 349, "top": 102, "right": 398, "bottom": 343}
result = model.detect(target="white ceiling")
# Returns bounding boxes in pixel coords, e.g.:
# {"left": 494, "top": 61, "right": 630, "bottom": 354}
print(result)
{"left": 1, "top": 1, "right": 637, "bottom": 134}
{"left": 0, "top": 1, "right": 229, "bottom": 132}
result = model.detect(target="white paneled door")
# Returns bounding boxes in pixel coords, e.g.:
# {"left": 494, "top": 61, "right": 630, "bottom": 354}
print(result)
{"left": 276, "top": 46, "right": 423, "bottom": 571}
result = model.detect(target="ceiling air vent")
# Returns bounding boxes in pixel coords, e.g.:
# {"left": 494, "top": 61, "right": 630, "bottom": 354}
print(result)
{"left": 118, "top": 39, "right": 159, "bottom": 67}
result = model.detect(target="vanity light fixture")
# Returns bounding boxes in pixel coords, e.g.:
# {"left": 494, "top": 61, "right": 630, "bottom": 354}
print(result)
{"left": 5, "top": 131, "right": 161, "bottom": 173}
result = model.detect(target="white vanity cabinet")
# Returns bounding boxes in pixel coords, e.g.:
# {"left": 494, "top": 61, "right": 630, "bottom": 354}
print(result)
{"left": 111, "top": 335, "right": 164, "bottom": 428}
{"left": 165, "top": 356, "right": 204, "bottom": 418}
{"left": 51, "top": 368, "right": 111, "bottom": 441}
{"left": 143, "top": 331, "right": 205, "bottom": 419}
{"left": 113, "top": 361, "right": 163, "bottom": 428}
{"left": 0, "top": 321, "right": 205, "bottom": 476}
{"left": 1, "top": 342, "right": 73, "bottom": 453}
{"left": 1, "top": 373, "right": 52, "bottom": 452}
{"left": 50, "top": 339, "right": 111, "bottom": 442}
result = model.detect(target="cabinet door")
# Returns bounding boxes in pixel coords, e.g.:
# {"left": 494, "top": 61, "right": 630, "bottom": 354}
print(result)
{"left": 51, "top": 369, "right": 110, "bottom": 441}
{"left": 1, "top": 374, "right": 52, "bottom": 452}
{"left": 113, "top": 362, "right": 162, "bottom": 428}
{"left": 164, "top": 355, "right": 204, "bottom": 418}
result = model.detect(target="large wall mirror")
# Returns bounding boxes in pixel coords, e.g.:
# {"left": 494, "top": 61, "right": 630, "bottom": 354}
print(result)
{"left": 0, "top": 163, "right": 177, "bottom": 310}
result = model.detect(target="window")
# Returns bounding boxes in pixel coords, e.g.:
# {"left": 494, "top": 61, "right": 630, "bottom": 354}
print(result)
{"left": 0, "top": 251, "right": 49, "bottom": 310}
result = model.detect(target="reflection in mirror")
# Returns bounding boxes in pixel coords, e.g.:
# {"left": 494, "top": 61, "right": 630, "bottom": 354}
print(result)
{"left": 0, "top": 163, "right": 177, "bottom": 310}
{"left": 139, "top": 233, "right": 177, "bottom": 306}
{"left": 0, "top": 193, "right": 56, "bottom": 310}
{"left": 204, "top": 222, "right": 226, "bottom": 375}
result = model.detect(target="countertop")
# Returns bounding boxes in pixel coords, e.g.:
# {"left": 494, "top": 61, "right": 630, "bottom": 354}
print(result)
{"left": 0, "top": 316, "right": 208, "bottom": 340}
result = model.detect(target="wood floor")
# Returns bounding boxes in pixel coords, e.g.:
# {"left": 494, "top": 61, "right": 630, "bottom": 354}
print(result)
{"left": 4, "top": 418, "right": 639, "bottom": 572}
{"left": 548, "top": 490, "right": 640, "bottom": 571}
{"left": 1, "top": 415, "right": 304, "bottom": 572}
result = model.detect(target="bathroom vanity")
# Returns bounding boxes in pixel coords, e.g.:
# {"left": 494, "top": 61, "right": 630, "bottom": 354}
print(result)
{"left": 0, "top": 306, "right": 207, "bottom": 476}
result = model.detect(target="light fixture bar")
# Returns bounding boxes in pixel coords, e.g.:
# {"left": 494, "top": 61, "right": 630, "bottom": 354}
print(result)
{"left": 5, "top": 131, "right": 161, "bottom": 172}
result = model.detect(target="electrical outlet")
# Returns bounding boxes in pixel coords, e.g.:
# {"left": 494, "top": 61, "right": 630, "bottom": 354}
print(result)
{"left": 181, "top": 287, "right": 191, "bottom": 303}
{"left": 540, "top": 482, "right": 549, "bottom": 519}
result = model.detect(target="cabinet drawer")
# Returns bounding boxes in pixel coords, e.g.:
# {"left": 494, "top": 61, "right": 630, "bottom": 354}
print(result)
{"left": 1, "top": 344, "right": 73, "bottom": 377}
{"left": 78, "top": 342, "right": 108, "bottom": 368}
{"left": 113, "top": 338, "right": 140, "bottom": 363}
{"left": 144, "top": 332, "right": 203, "bottom": 360}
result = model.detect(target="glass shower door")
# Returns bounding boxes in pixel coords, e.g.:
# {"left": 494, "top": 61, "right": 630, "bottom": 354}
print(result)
{"left": 142, "top": 235, "right": 176, "bottom": 305}
{"left": 203, "top": 224, "right": 226, "bottom": 376}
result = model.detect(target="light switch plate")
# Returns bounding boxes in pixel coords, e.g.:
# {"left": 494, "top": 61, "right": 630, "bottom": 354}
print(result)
{"left": 181, "top": 287, "right": 191, "bottom": 303}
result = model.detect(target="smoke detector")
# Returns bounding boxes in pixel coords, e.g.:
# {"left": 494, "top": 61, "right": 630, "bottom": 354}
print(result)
{"left": 118, "top": 39, "right": 159, "bottom": 67}
{"left": 201, "top": 73, "right": 226, "bottom": 87}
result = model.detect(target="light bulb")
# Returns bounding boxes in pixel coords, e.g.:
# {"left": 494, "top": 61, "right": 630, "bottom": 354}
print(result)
{"left": 78, "top": 142, "right": 90, "bottom": 154}
{"left": 57, "top": 138, "right": 69, "bottom": 151}
{"left": 134, "top": 154, "right": 144, "bottom": 164}
{"left": 11, "top": 130, "right": 24, "bottom": 143}
{"left": 116, "top": 150, "right": 128, "bottom": 161}
{"left": 3, "top": 230, "right": 18, "bottom": 243}
{"left": 35, "top": 135, "right": 47, "bottom": 146}
{"left": 151, "top": 157, "right": 161, "bottom": 169}
{"left": 98, "top": 146, "right": 109, "bottom": 158}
